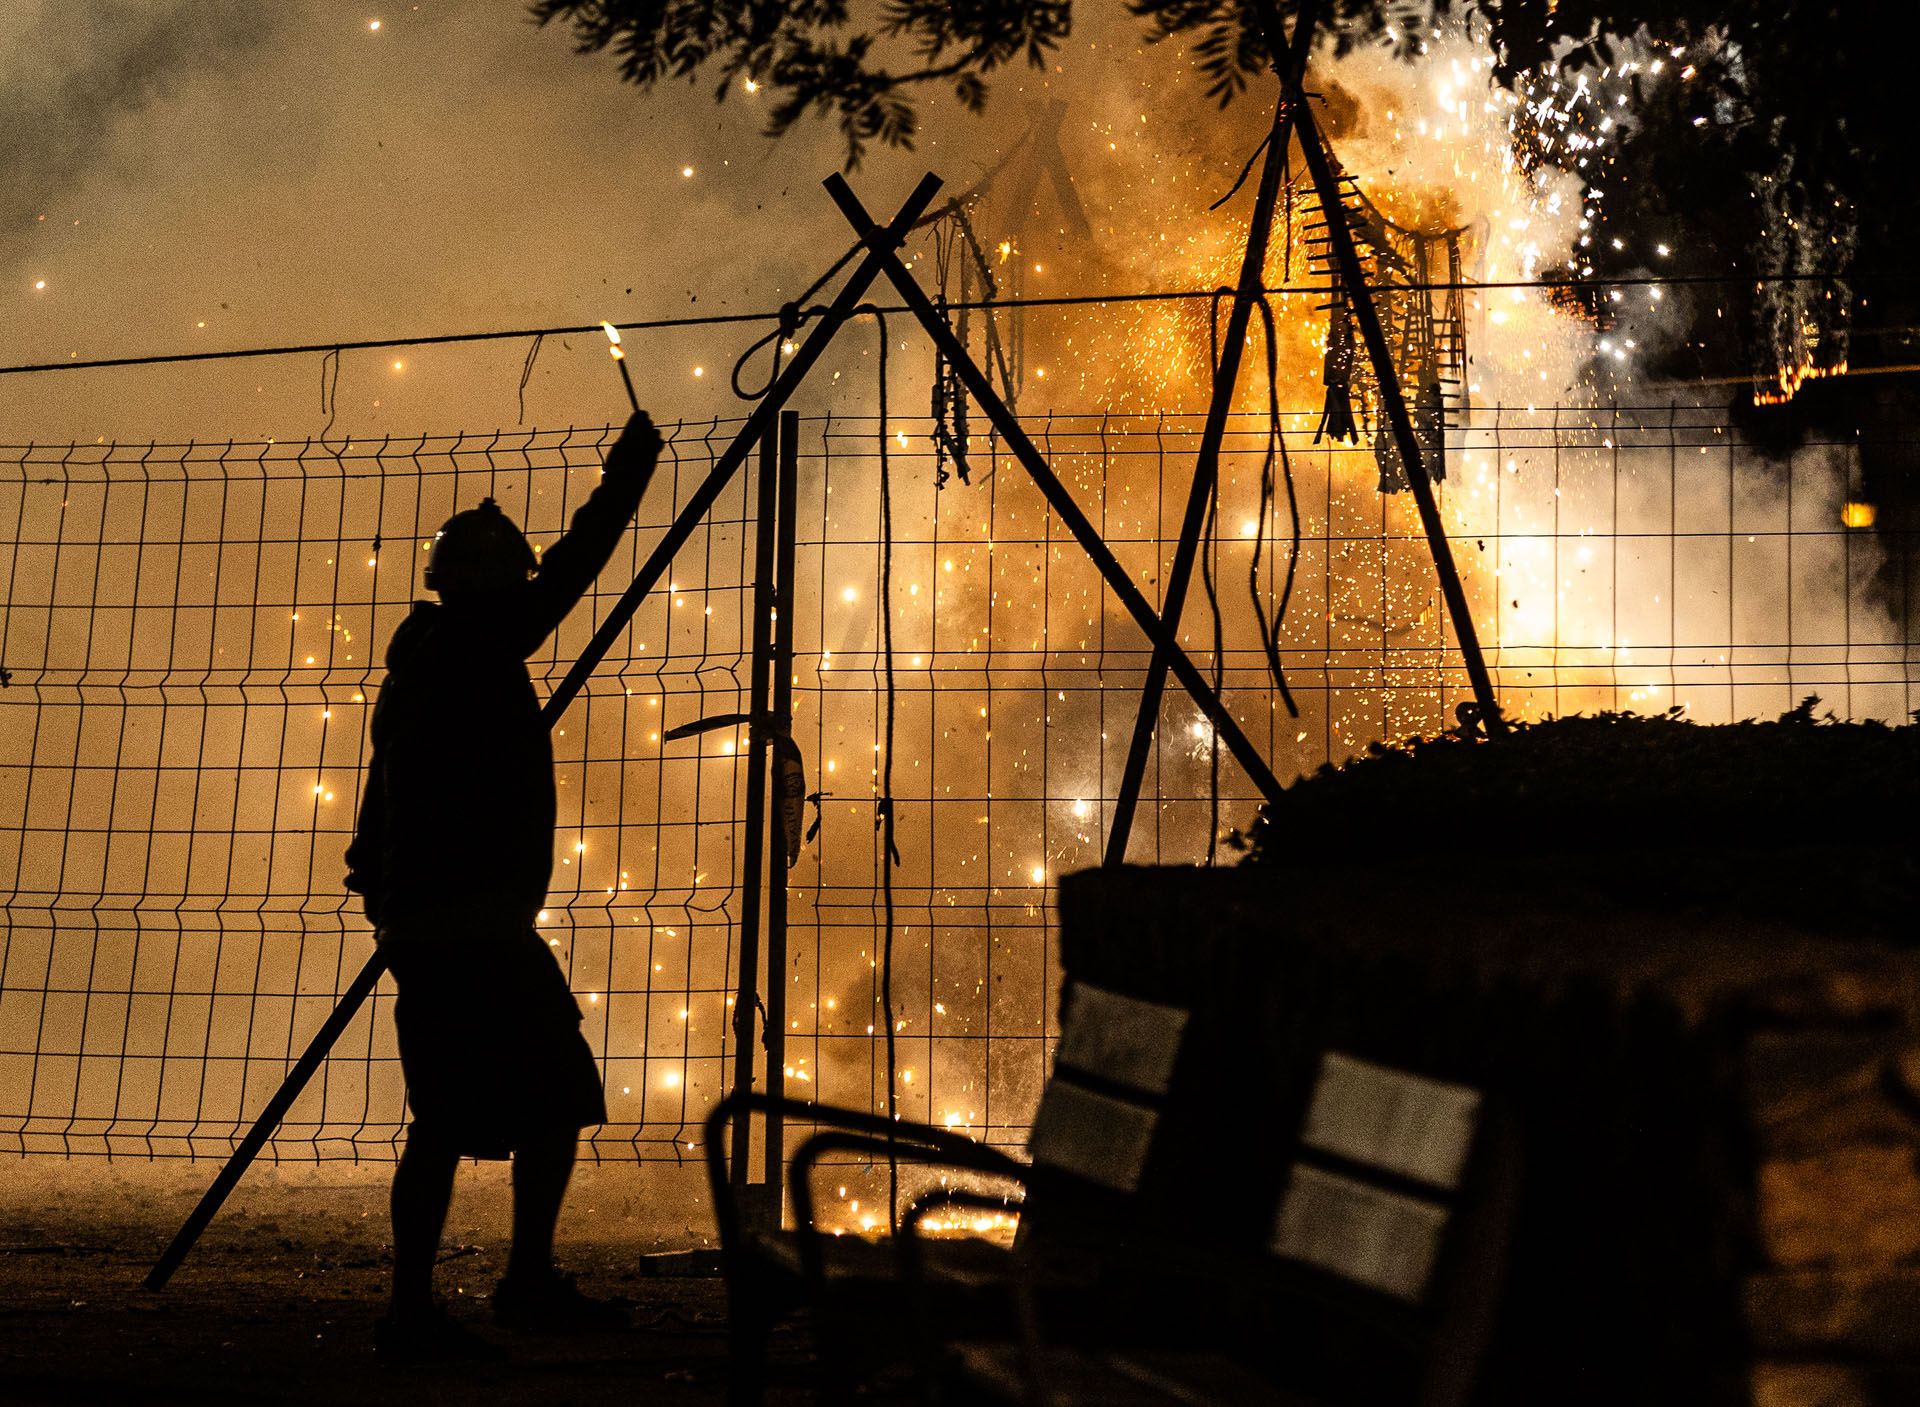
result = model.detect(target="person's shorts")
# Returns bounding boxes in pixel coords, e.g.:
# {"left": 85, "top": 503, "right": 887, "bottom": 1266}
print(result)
{"left": 381, "top": 924, "right": 606, "bottom": 1159}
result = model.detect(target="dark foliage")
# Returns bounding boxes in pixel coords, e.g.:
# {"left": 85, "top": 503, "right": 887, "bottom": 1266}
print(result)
{"left": 1236, "top": 699, "right": 1920, "bottom": 882}
{"left": 530, "top": 1, "right": 1438, "bottom": 163}
{"left": 528, "top": 0, "right": 1073, "bottom": 167}
{"left": 530, "top": 2, "right": 1905, "bottom": 382}
{"left": 526, "top": 2, "right": 1896, "bottom": 211}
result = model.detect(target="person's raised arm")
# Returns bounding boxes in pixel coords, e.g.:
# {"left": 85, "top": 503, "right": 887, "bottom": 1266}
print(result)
{"left": 511, "top": 410, "right": 664, "bottom": 657}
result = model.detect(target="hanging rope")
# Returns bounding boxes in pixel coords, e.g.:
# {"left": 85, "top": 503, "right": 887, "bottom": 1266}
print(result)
{"left": 0, "top": 269, "right": 1860, "bottom": 385}
{"left": 854, "top": 305, "right": 905, "bottom": 1222}
{"left": 318, "top": 348, "right": 342, "bottom": 438}
{"left": 1210, "top": 124, "right": 1275, "bottom": 213}
{"left": 1249, "top": 295, "right": 1301, "bottom": 718}
{"left": 1202, "top": 290, "right": 1300, "bottom": 767}
{"left": 729, "top": 239, "right": 867, "bottom": 401}
{"left": 516, "top": 332, "right": 545, "bottom": 425}
{"left": 924, "top": 201, "right": 1011, "bottom": 485}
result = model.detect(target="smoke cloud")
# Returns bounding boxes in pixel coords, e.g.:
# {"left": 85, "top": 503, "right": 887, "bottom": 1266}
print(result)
{"left": 1, "top": 1, "right": 282, "bottom": 229}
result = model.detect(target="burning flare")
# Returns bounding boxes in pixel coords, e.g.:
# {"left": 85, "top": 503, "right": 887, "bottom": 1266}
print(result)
{"left": 602, "top": 320, "right": 640, "bottom": 411}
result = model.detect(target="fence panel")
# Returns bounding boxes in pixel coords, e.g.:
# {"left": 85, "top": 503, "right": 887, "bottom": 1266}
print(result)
{"left": 1, "top": 407, "right": 1912, "bottom": 1160}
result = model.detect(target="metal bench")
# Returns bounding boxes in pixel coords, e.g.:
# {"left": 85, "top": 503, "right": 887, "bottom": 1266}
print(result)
{"left": 703, "top": 980, "right": 1193, "bottom": 1403}
{"left": 942, "top": 1050, "right": 1520, "bottom": 1407}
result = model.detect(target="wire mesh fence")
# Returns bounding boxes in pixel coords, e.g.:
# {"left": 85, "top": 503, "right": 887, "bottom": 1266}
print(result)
{"left": 2, "top": 405, "right": 1913, "bottom": 1161}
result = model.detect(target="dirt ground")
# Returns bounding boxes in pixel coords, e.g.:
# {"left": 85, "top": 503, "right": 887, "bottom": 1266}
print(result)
{"left": 0, "top": 1158, "right": 816, "bottom": 1406}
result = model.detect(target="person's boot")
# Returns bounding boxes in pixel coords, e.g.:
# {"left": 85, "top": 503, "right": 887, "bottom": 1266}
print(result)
{"left": 374, "top": 1301, "right": 505, "bottom": 1362}
{"left": 491, "top": 1268, "right": 629, "bottom": 1332}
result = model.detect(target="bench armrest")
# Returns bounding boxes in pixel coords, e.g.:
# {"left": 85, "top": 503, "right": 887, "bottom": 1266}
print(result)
{"left": 788, "top": 1128, "right": 1027, "bottom": 1288}
{"left": 703, "top": 1090, "right": 1015, "bottom": 1259}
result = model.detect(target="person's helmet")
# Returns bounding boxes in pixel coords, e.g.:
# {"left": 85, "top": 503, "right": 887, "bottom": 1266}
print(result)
{"left": 423, "top": 498, "right": 536, "bottom": 597}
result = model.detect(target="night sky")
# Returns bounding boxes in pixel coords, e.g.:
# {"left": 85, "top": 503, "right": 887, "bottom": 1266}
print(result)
{"left": 1, "top": 0, "right": 1081, "bottom": 444}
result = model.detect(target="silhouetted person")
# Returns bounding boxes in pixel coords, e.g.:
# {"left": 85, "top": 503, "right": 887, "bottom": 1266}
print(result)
{"left": 345, "top": 409, "right": 663, "bottom": 1359}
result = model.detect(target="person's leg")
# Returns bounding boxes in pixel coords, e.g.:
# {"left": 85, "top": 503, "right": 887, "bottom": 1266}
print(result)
{"left": 505, "top": 1127, "right": 577, "bottom": 1285}
{"left": 390, "top": 1127, "right": 461, "bottom": 1318}
{"left": 494, "top": 1127, "right": 624, "bottom": 1330}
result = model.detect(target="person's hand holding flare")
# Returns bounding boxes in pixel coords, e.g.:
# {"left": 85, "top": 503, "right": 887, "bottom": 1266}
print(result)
{"left": 613, "top": 408, "right": 663, "bottom": 478}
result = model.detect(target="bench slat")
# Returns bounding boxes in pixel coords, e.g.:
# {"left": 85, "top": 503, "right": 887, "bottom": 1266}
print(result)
{"left": 1029, "top": 1080, "right": 1162, "bottom": 1191}
{"left": 1056, "top": 983, "right": 1190, "bottom": 1096}
{"left": 1301, "top": 1051, "right": 1481, "bottom": 1191}
{"left": 1272, "top": 1162, "right": 1452, "bottom": 1302}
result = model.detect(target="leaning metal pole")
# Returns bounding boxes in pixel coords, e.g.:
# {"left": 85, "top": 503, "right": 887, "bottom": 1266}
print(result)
{"left": 139, "top": 951, "right": 389, "bottom": 1291}
{"left": 824, "top": 173, "right": 1288, "bottom": 808}
{"left": 728, "top": 422, "right": 781, "bottom": 1198}
{"left": 760, "top": 410, "right": 800, "bottom": 1207}
{"left": 143, "top": 176, "right": 945, "bottom": 1291}
{"left": 1104, "top": 3, "right": 1320, "bottom": 867}
{"left": 1278, "top": 44, "right": 1506, "bottom": 735}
